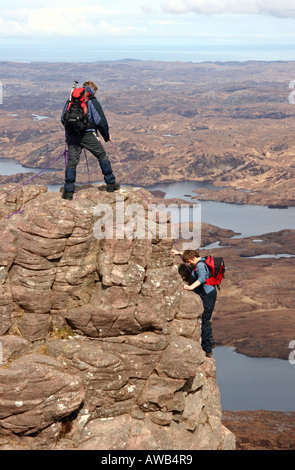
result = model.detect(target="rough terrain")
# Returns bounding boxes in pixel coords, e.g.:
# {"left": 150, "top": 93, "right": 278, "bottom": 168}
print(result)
{"left": 222, "top": 411, "right": 295, "bottom": 450}
{"left": 0, "top": 60, "right": 295, "bottom": 207}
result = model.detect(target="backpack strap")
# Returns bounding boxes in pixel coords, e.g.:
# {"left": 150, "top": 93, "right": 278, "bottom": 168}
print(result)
{"left": 194, "top": 259, "right": 211, "bottom": 278}
{"left": 83, "top": 87, "right": 88, "bottom": 114}
{"left": 194, "top": 259, "right": 204, "bottom": 270}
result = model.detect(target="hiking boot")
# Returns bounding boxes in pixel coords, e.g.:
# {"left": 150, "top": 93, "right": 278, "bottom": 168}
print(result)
{"left": 62, "top": 191, "right": 74, "bottom": 200}
{"left": 205, "top": 351, "right": 213, "bottom": 358}
{"left": 106, "top": 182, "right": 120, "bottom": 192}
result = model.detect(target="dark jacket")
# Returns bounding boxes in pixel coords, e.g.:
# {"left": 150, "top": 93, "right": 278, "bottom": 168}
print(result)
{"left": 61, "top": 86, "right": 110, "bottom": 142}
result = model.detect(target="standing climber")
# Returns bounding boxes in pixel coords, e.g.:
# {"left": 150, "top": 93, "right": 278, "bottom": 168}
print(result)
{"left": 172, "top": 248, "right": 217, "bottom": 357}
{"left": 61, "top": 80, "right": 120, "bottom": 199}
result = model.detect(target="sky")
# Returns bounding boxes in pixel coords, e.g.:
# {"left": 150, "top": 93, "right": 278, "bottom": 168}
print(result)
{"left": 1, "top": 0, "right": 295, "bottom": 47}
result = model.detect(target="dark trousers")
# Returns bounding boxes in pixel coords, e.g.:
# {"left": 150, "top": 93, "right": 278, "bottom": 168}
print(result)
{"left": 64, "top": 131, "right": 116, "bottom": 193}
{"left": 199, "top": 288, "right": 217, "bottom": 353}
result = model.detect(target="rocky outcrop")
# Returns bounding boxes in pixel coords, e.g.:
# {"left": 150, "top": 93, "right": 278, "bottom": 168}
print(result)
{"left": 0, "top": 184, "right": 235, "bottom": 450}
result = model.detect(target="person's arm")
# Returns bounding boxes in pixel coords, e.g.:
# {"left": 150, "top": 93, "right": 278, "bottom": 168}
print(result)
{"left": 184, "top": 262, "right": 207, "bottom": 291}
{"left": 171, "top": 248, "right": 183, "bottom": 256}
{"left": 61, "top": 100, "right": 69, "bottom": 125}
{"left": 91, "top": 98, "right": 110, "bottom": 142}
{"left": 184, "top": 279, "right": 201, "bottom": 291}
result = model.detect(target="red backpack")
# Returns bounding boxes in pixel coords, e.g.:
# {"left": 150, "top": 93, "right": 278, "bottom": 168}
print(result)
{"left": 63, "top": 87, "right": 90, "bottom": 134}
{"left": 195, "top": 256, "right": 225, "bottom": 290}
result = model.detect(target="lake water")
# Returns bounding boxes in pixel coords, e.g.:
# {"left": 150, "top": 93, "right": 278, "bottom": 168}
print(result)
{"left": 1, "top": 159, "right": 295, "bottom": 411}
{"left": 0, "top": 158, "right": 43, "bottom": 176}
{"left": 146, "top": 181, "right": 295, "bottom": 238}
{"left": 215, "top": 347, "right": 295, "bottom": 411}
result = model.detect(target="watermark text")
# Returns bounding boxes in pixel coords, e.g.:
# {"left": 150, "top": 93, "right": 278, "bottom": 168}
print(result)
{"left": 288, "top": 80, "right": 295, "bottom": 104}
{"left": 289, "top": 340, "right": 295, "bottom": 365}
{"left": 93, "top": 195, "right": 201, "bottom": 249}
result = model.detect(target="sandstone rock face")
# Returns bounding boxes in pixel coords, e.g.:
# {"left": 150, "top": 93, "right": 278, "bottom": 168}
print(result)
{"left": 0, "top": 184, "right": 235, "bottom": 450}
{"left": 0, "top": 353, "right": 84, "bottom": 436}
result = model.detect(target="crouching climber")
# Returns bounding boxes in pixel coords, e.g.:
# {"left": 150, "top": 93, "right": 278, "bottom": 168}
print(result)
{"left": 172, "top": 248, "right": 217, "bottom": 357}
{"left": 61, "top": 80, "right": 120, "bottom": 200}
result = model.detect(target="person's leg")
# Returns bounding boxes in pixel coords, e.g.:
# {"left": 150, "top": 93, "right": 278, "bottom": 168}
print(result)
{"left": 63, "top": 137, "right": 83, "bottom": 197}
{"left": 201, "top": 288, "right": 217, "bottom": 354}
{"left": 80, "top": 132, "right": 118, "bottom": 188}
{"left": 210, "top": 320, "right": 215, "bottom": 348}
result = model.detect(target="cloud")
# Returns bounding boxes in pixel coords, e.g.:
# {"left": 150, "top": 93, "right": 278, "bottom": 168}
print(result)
{"left": 161, "top": 0, "right": 295, "bottom": 18}
{"left": 0, "top": 4, "right": 141, "bottom": 38}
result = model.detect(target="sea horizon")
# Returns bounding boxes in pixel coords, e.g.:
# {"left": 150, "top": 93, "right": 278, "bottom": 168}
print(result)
{"left": 0, "top": 42, "right": 295, "bottom": 63}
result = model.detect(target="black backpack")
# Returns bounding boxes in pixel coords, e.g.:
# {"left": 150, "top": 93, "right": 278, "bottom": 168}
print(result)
{"left": 63, "top": 87, "right": 89, "bottom": 134}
